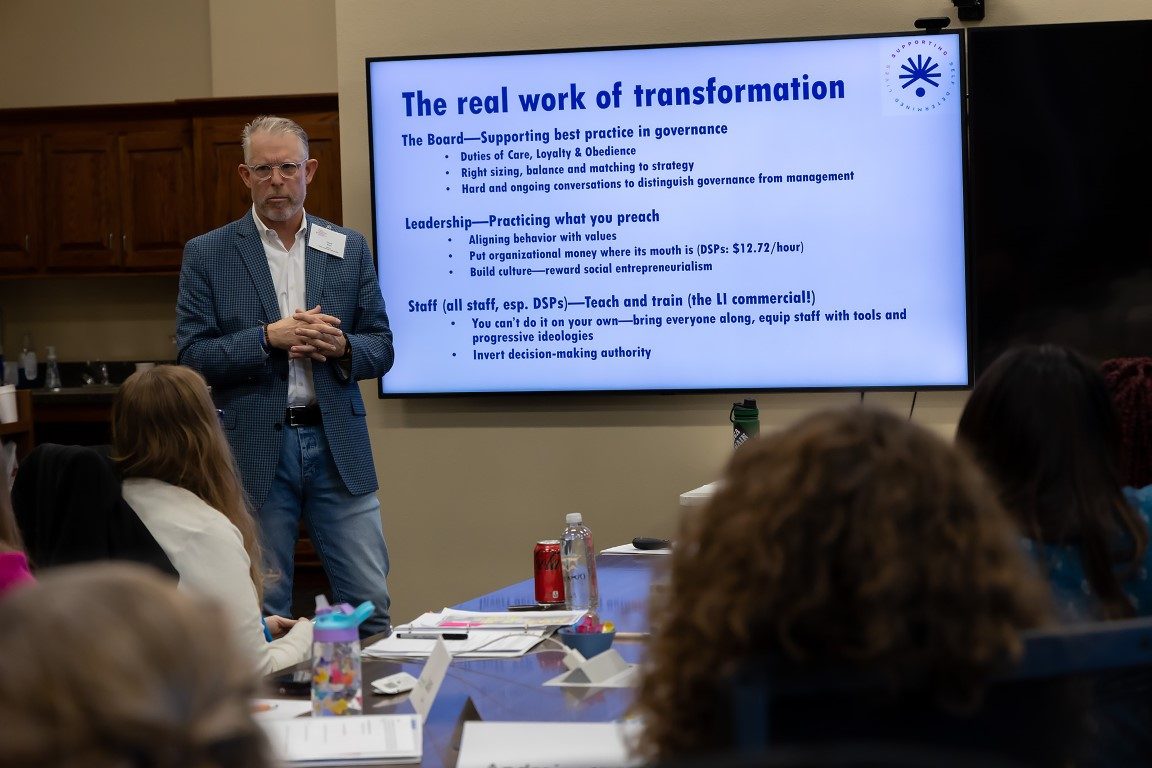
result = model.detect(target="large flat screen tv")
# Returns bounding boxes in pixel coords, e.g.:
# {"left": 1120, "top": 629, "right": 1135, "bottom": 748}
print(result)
{"left": 366, "top": 31, "right": 970, "bottom": 396}
{"left": 967, "top": 20, "right": 1152, "bottom": 372}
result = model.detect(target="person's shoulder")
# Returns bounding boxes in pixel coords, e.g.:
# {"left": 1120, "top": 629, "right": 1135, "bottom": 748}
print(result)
{"left": 186, "top": 216, "right": 251, "bottom": 248}
{"left": 124, "top": 479, "right": 223, "bottom": 524}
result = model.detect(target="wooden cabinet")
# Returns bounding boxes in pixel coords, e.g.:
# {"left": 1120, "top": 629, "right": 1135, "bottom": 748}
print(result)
{"left": 43, "top": 130, "right": 120, "bottom": 270}
{"left": 0, "top": 95, "right": 340, "bottom": 276}
{"left": 0, "top": 133, "right": 40, "bottom": 272}
{"left": 118, "top": 128, "right": 196, "bottom": 270}
{"left": 42, "top": 124, "right": 193, "bottom": 272}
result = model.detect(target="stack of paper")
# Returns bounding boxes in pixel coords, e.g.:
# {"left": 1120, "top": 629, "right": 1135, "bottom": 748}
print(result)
{"left": 261, "top": 714, "right": 422, "bottom": 766}
{"left": 364, "top": 608, "right": 584, "bottom": 660}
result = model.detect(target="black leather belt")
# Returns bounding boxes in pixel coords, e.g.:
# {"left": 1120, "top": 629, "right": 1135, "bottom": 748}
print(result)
{"left": 285, "top": 403, "right": 322, "bottom": 427}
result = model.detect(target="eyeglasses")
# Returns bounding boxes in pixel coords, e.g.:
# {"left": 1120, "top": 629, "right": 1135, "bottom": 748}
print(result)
{"left": 245, "top": 160, "right": 308, "bottom": 181}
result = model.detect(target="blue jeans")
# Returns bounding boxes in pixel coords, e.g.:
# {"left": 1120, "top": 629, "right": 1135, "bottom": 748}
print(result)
{"left": 258, "top": 423, "right": 391, "bottom": 636}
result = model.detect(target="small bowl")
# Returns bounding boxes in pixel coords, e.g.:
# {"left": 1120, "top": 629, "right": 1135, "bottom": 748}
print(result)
{"left": 556, "top": 626, "right": 615, "bottom": 658}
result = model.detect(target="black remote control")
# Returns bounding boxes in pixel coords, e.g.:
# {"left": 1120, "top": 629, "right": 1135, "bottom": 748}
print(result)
{"left": 632, "top": 537, "right": 671, "bottom": 550}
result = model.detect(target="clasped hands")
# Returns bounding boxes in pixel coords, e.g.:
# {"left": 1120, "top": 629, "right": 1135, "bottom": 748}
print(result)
{"left": 266, "top": 305, "right": 346, "bottom": 361}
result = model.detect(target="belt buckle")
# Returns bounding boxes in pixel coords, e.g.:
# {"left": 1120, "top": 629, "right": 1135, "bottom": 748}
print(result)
{"left": 286, "top": 405, "right": 319, "bottom": 427}
{"left": 286, "top": 407, "right": 304, "bottom": 427}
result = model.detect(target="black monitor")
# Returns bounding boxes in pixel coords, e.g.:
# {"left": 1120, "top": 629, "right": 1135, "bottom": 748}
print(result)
{"left": 966, "top": 20, "right": 1152, "bottom": 373}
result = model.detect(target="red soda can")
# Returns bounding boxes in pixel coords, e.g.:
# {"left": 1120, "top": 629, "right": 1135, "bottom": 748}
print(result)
{"left": 534, "top": 540, "right": 565, "bottom": 604}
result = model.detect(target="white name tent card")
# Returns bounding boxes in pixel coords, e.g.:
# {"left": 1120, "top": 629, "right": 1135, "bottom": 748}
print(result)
{"left": 409, "top": 637, "right": 451, "bottom": 721}
{"left": 457, "top": 721, "right": 644, "bottom": 768}
{"left": 543, "top": 648, "right": 638, "bottom": 688}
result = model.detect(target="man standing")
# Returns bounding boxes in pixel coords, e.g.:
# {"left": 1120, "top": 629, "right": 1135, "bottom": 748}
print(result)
{"left": 177, "top": 116, "right": 393, "bottom": 635}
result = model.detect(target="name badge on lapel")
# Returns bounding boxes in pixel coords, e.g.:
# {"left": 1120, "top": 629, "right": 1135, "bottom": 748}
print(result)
{"left": 309, "top": 225, "right": 346, "bottom": 259}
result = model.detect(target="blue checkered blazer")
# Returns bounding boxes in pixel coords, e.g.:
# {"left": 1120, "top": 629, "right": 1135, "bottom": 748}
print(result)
{"left": 176, "top": 212, "right": 394, "bottom": 510}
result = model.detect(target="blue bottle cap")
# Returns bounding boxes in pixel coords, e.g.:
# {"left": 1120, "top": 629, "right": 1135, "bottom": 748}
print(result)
{"left": 314, "top": 600, "right": 375, "bottom": 642}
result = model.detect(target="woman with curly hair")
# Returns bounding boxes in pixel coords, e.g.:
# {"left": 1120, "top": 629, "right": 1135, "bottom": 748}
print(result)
{"left": 635, "top": 407, "right": 1055, "bottom": 762}
{"left": 113, "top": 364, "right": 312, "bottom": 673}
{"left": 0, "top": 562, "right": 274, "bottom": 768}
{"left": 958, "top": 345, "right": 1152, "bottom": 620}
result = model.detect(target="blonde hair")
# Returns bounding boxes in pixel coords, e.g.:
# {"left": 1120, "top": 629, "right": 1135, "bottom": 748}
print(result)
{"left": 0, "top": 562, "right": 272, "bottom": 768}
{"left": 112, "top": 365, "right": 263, "bottom": 599}
{"left": 635, "top": 407, "right": 1052, "bottom": 760}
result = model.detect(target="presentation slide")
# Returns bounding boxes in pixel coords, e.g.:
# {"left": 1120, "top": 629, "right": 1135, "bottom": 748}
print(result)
{"left": 366, "top": 32, "right": 969, "bottom": 395}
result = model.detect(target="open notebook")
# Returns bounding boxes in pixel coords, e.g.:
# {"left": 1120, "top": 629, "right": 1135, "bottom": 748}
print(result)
{"left": 261, "top": 714, "right": 422, "bottom": 766}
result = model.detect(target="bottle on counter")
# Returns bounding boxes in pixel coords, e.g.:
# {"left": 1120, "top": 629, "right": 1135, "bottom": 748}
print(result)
{"left": 20, "top": 332, "right": 37, "bottom": 383}
{"left": 311, "top": 597, "right": 375, "bottom": 716}
{"left": 44, "top": 346, "right": 61, "bottom": 391}
{"left": 561, "top": 512, "right": 600, "bottom": 621}
{"left": 730, "top": 398, "right": 760, "bottom": 449}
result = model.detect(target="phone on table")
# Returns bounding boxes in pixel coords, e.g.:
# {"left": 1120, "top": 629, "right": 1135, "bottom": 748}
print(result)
{"left": 272, "top": 669, "right": 312, "bottom": 696}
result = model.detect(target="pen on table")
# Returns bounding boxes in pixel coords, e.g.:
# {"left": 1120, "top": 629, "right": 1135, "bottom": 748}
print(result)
{"left": 395, "top": 631, "right": 469, "bottom": 640}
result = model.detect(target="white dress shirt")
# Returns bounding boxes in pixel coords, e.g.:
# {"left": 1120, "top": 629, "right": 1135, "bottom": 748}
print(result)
{"left": 252, "top": 207, "right": 315, "bottom": 407}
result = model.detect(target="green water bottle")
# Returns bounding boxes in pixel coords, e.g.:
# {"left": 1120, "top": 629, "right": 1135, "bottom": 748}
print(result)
{"left": 730, "top": 398, "right": 759, "bottom": 448}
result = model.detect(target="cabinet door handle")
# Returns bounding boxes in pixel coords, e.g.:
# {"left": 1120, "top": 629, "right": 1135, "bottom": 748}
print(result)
{"left": 24, "top": 234, "right": 30, "bottom": 252}
{"left": 108, "top": 232, "right": 114, "bottom": 248}
{"left": 122, "top": 233, "right": 128, "bottom": 251}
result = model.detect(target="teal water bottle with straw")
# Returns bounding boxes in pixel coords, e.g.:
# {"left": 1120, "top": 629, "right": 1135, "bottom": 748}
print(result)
{"left": 730, "top": 398, "right": 759, "bottom": 448}
{"left": 311, "top": 597, "right": 375, "bottom": 716}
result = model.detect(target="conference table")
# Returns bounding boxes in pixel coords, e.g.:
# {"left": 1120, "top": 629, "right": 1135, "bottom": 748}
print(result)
{"left": 267, "top": 552, "right": 664, "bottom": 767}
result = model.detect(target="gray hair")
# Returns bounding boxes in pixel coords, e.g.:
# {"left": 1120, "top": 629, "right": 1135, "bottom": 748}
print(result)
{"left": 241, "top": 115, "right": 310, "bottom": 162}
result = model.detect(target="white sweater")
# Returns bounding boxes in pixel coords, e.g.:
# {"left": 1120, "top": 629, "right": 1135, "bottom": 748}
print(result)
{"left": 123, "top": 477, "right": 312, "bottom": 674}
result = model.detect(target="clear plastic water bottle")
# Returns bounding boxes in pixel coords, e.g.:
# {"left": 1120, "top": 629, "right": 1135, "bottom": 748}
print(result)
{"left": 20, "top": 332, "right": 37, "bottom": 384}
{"left": 311, "top": 598, "right": 375, "bottom": 716}
{"left": 561, "top": 513, "right": 599, "bottom": 618}
{"left": 44, "top": 346, "right": 62, "bottom": 391}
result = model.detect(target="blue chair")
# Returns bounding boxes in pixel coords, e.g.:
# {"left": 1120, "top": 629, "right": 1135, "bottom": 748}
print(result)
{"left": 725, "top": 619, "right": 1152, "bottom": 766}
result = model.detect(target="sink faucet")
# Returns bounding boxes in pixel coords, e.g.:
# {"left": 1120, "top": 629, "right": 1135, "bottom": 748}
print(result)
{"left": 82, "top": 361, "right": 111, "bottom": 386}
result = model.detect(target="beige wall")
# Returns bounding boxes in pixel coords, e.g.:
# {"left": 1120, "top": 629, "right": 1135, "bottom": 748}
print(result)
{"left": 207, "top": 0, "right": 338, "bottom": 97}
{"left": 2, "top": 0, "right": 1147, "bottom": 623}
{"left": 0, "top": 0, "right": 213, "bottom": 108}
{"left": 0, "top": 277, "right": 180, "bottom": 363}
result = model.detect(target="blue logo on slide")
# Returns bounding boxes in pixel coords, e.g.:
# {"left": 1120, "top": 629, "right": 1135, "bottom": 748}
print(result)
{"left": 899, "top": 54, "right": 940, "bottom": 97}
{"left": 884, "top": 39, "right": 956, "bottom": 112}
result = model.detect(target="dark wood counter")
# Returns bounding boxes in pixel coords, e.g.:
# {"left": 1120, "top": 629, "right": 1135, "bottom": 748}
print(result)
{"left": 0, "top": 389, "right": 35, "bottom": 459}
{"left": 31, "top": 385, "right": 115, "bottom": 445}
